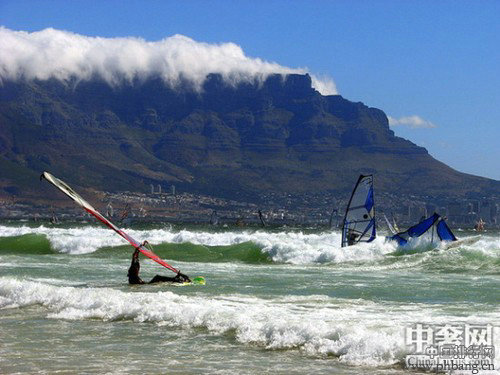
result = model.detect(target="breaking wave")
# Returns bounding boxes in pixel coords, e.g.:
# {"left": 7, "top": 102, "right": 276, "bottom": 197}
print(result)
{"left": 0, "top": 225, "right": 497, "bottom": 273}
{"left": 2, "top": 278, "right": 498, "bottom": 367}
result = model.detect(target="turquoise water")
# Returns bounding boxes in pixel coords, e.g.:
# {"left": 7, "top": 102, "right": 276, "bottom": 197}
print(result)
{"left": 0, "top": 223, "right": 499, "bottom": 374}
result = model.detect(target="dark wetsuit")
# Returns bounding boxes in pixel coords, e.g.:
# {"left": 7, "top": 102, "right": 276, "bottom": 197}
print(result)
{"left": 151, "top": 272, "right": 191, "bottom": 283}
{"left": 128, "top": 251, "right": 144, "bottom": 284}
{"left": 150, "top": 275, "right": 180, "bottom": 283}
{"left": 347, "top": 232, "right": 358, "bottom": 246}
{"left": 128, "top": 249, "right": 191, "bottom": 284}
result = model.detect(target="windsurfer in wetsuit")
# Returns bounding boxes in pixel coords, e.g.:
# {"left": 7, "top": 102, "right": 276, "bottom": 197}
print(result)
{"left": 128, "top": 247, "right": 191, "bottom": 284}
{"left": 258, "top": 210, "right": 267, "bottom": 227}
{"left": 347, "top": 230, "right": 358, "bottom": 246}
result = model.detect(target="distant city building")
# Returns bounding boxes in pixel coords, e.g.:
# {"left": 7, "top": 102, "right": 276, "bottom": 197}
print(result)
{"left": 492, "top": 204, "right": 499, "bottom": 224}
{"left": 447, "top": 202, "right": 463, "bottom": 216}
{"left": 425, "top": 203, "right": 437, "bottom": 215}
{"left": 106, "top": 203, "right": 113, "bottom": 217}
{"left": 446, "top": 202, "right": 467, "bottom": 224}
{"left": 408, "top": 205, "right": 427, "bottom": 222}
{"left": 470, "top": 201, "right": 480, "bottom": 214}
{"left": 479, "top": 202, "right": 491, "bottom": 222}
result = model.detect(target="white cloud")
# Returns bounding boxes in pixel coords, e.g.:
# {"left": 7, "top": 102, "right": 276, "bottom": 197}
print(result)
{"left": 388, "top": 115, "right": 436, "bottom": 129}
{"left": 0, "top": 27, "right": 337, "bottom": 95}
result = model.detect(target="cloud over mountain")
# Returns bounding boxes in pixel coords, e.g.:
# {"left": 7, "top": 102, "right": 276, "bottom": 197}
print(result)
{"left": 388, "top": 115, "right": 436, "bottom": 129}
{"left": 0, "top": 27, "right": 337, "bottom": 95}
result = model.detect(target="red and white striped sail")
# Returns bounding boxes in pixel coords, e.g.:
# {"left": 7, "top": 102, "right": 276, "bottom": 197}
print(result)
{"left": 41, "top": 171, "right": 178, "bottom": 273}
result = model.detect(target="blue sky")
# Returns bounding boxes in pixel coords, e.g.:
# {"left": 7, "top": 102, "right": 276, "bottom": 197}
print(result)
{"left": 1, "top": 0, "right": 499, "bottom": 180}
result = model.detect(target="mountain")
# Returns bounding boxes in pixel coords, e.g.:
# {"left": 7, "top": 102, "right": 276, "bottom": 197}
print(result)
{"left": 0, "top": 73, "right": 499, "bottom": 203}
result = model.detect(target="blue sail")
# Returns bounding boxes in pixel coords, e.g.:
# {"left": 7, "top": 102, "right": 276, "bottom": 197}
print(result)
{"left": 389, "top": 213, "right": 457, "bottom": 246}
{"left": 436, "top": 219, "right": 457, "bottom": 241}
{"left": 341, "top": 175, "right": 376, "bottom": 247}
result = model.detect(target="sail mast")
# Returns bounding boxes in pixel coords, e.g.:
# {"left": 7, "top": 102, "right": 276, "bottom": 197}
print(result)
{"left": 341, "top": 175, "right": 376, "bottom": 247}
{"left": 41, "top": 172, "right": 179, "bottom": 273}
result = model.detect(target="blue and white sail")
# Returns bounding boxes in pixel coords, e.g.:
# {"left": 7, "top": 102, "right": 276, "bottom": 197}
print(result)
{"left": 341, "top": 175, "right": 376, "bottom": 247}
{"left": 388, "top": 213, "right": 457, "bottom": 247}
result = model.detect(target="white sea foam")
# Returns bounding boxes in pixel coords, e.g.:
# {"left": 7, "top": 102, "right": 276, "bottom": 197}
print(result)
{"left": 0, "top": 225, "right": 496, "bottom": 266}
{"left": 0, "top": 225, "right": 128, "bottom": 254}
{"left": 457, "top": 235, "right": 500, "bottom": 257}
{"left": 0, "top": 225, "right": 395, "bottom": 263}
{"left": 1, "top": 278, "right": 498, "bottom": 367}
{"left": 0, "top": 278, "right": 419, "bottom": 365}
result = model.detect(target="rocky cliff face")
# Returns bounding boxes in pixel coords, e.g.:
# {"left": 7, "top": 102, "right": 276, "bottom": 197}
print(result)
{"left": 0, "top": 73, "right": 498, "bottom": 201}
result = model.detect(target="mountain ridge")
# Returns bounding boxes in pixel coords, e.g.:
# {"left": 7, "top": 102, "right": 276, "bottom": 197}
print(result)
{"left": 1, "top": 73, "right": 498, "bottom": 203}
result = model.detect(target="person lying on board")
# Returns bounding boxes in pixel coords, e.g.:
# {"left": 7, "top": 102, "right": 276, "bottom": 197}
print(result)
{"left": 128, "top": 248, "right": 191, "bottom": 284}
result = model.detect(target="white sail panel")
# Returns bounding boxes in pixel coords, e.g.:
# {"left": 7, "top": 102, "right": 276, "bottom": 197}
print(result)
{"left": 341, "top": 175, "right": 376, "bottom": 247}
{"left": 41, "top": 172, "right": 179, "bottom": 273}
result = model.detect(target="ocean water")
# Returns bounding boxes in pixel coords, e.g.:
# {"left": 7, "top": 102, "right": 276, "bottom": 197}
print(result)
{"left": 0, "top": 222, "right": 498, "bottom": 374}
